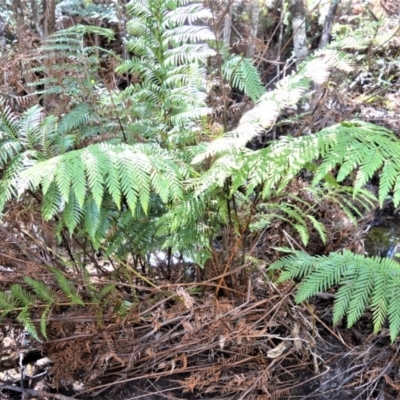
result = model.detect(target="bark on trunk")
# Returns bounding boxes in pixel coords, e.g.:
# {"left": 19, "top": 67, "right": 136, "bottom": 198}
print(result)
{"left": 31, "top": 0, "right": 44, "bottom": 38}
{"left": 318, "top": 0, "right": 339, "bottom": 49}
{"left": 291, "top": 0, "right": 308, "bottom": 65}
{"left": 43, "top": 0, "right": 55, "bottom": 38}
{"left": 247, "top": 0, "right": 260, "bottom": 58}
{"left": 0, "top": 16, "right": 6, "bottom": 50}
{"left": 223, "top": 1, "right": 232, "bottom": 47}
{"left": 12, "top": 0, "right": 37, "bottom": 96}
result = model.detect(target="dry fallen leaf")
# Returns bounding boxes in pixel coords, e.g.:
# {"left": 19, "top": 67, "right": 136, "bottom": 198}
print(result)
{"left": 267, "top": 341, "right": 290, "bottom": 358}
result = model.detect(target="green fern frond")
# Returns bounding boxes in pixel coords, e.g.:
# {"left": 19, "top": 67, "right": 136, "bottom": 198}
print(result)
{"left": 17, "top": 307, "right": 40, "bottom": 341}
{"left": 11, "top": 284, "right": 38, "bottom": 307}
{"left": 51, "top": 269, "right": 85, "bottom": 306}
{"left": 18, "top": 143, "right": 186, "bottom": 223}
{"left": 269, "top": 250, "right": 400, "bottom": 341}
{"left": 222, "top": 55, "right": 265, "bottom": 102}
{"left": 194, "top": 51, "right": 354, "bottom": 163}
{"left": 84, "top": 195, "right": 101, "bottom": 238}
{"left": 117, "top": 0, "right": 214, "bottom": 146}
{"left": 40, "top": 306, "right": 51, "bottom": 341}
{"left": 0, "top": 291, "right": 18, "bottom": 314}
{"left": 24, "top": 277, "right": 58, "bottom": 304}
{"left": 231, "top": 121, "right": 400, "bottom": 205}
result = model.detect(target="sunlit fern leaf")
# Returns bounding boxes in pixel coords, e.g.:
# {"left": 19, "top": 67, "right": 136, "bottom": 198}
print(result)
{"left": 18, "top": 142, "right": 187, "bottom": 223}
{"left": 164, "top": 3, "right": 212, "bottom": 26}
{"left": 41, "top": 181, "right": 64, "bottom": 220}
{"left": 0, "top": 104, "right": 20, "bottom": 139}
{"left": 84, "top": 195, "right": 101, "bottom": 238}
{"left": 0, "top": 154, "right": 28, "bottom": 213}
{"left": 62, "top": 192, "right": 84, "bottom": 234}
{"left": 194, "top": 51, "right": 355, "bottom": 163}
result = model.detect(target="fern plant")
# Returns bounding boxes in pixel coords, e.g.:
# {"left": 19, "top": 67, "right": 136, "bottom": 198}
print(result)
{"left": 0, "top": 274, "right": 85, "bottom": 341}
{"left": 114, "top": 0, "right": 215, "bottom": 147}
{"left": 269, "top": 250, "right": 400, "bottom": 342}
{"left": 0, "top": 271, "right": 131, "bottom": 341}
{"left": 3, "top": 0, "right": 400, "bottom": 343}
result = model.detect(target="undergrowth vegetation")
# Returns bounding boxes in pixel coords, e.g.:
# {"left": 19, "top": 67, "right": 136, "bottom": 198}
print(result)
{"left": 1, "top": 0, "right": 400, "bottom": 397}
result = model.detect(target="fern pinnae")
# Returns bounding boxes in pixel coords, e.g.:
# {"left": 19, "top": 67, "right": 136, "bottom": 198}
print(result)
{"left": 40, "top": 306, "right": 51, "bottom": 340}
{"left": 0, "top": 155, "right": 27, "bottom": 212}
{"left": 63, "top": 192, "right": 84, "bottom": 234}
{"left": 294, "top": 224, "right": 309, "bottom": 246}
{"left": 11, "top": 284, "right": 38, "bottom": 307}
{"left": 132, "top": 154, "right": 152, "bottom": 213}
{"left": 306, "top": 215, "right": 327, "bottom": 244}
{"left": 379, "top": 161, "right": 399, "bottom": 206}
{"left": 84, "top": 147, "right": 106, "bottom": 209}
{"left": 0, "top": 291, "right": 18, "bottom": 314}
{"left": 345, "top": 262, "right": 375, "bottom": 328}
{"left": 333, "top": 282, "right": 355, "bottom": 326}
{"left": 71, "top": 155, "right": 87, "bottom": 208}
{"left": 41, "top": 181, "right": 64, "bottom": 220}
{"left": 354, "top": 150, "right": 384, "bottom": 191}
{"left": 295, "top": 257, "right": 344, "bottom": 302}
{"left": 118, "top": 152, "right": 139, "bottom": 213}
{"left": 271, "top": 250, "right": 317, "bottom": 281}
{"left": 54, "top": 157, "right": 73, "bottom": 202}
{"left": 17, "top": 307, "right": 40, "bottom": 341}
{"left": 84, "top": 195, "right": 101, "bottom": 238}
{"left": 104, "top": 151, "right": 122, "bottom": 209}
{"left": 272, "top": 251, "right": 400, "bottom": 341}
{"left": 370, "top": 259, "right": 391, "bottom": 334}
{"left": 388, "top": 274, "right": 400, "bottom": 342}
{"left": 51, "top": 269, "right": 85, "bottom": 306}
{"left": 24, "top": 277, "right": 57, "bottom": 305}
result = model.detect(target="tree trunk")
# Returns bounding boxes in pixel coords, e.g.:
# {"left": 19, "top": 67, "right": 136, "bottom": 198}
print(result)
{"left": 247, "top": 0, "right": 260, "bottom": 58}
{"left": 223, "top": 0, "right": 232, "bottom": 48}
{"left": 291, "top": 0, "right": 308, "bottom": 65}
{"left": 318, "top": 0, "right": 339, "bottom": 49}
{"left": 11, "top": 0, "right": 37, "bottom": 96}
{"left": 0, "top": 16, "right": 6, "bottom": 50}
{"left": 31, "top": 0, "right": 44, "bottom": 38}
{"left": 42, "top": 0, "right": 56, "bottom": 112}
{"left": 43, "top": 0, "right": 55, "bottom": 38}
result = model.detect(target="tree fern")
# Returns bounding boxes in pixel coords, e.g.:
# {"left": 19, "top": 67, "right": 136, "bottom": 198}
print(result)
{"left": 269, "top": 251, "right": 400, "bottom": 342}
